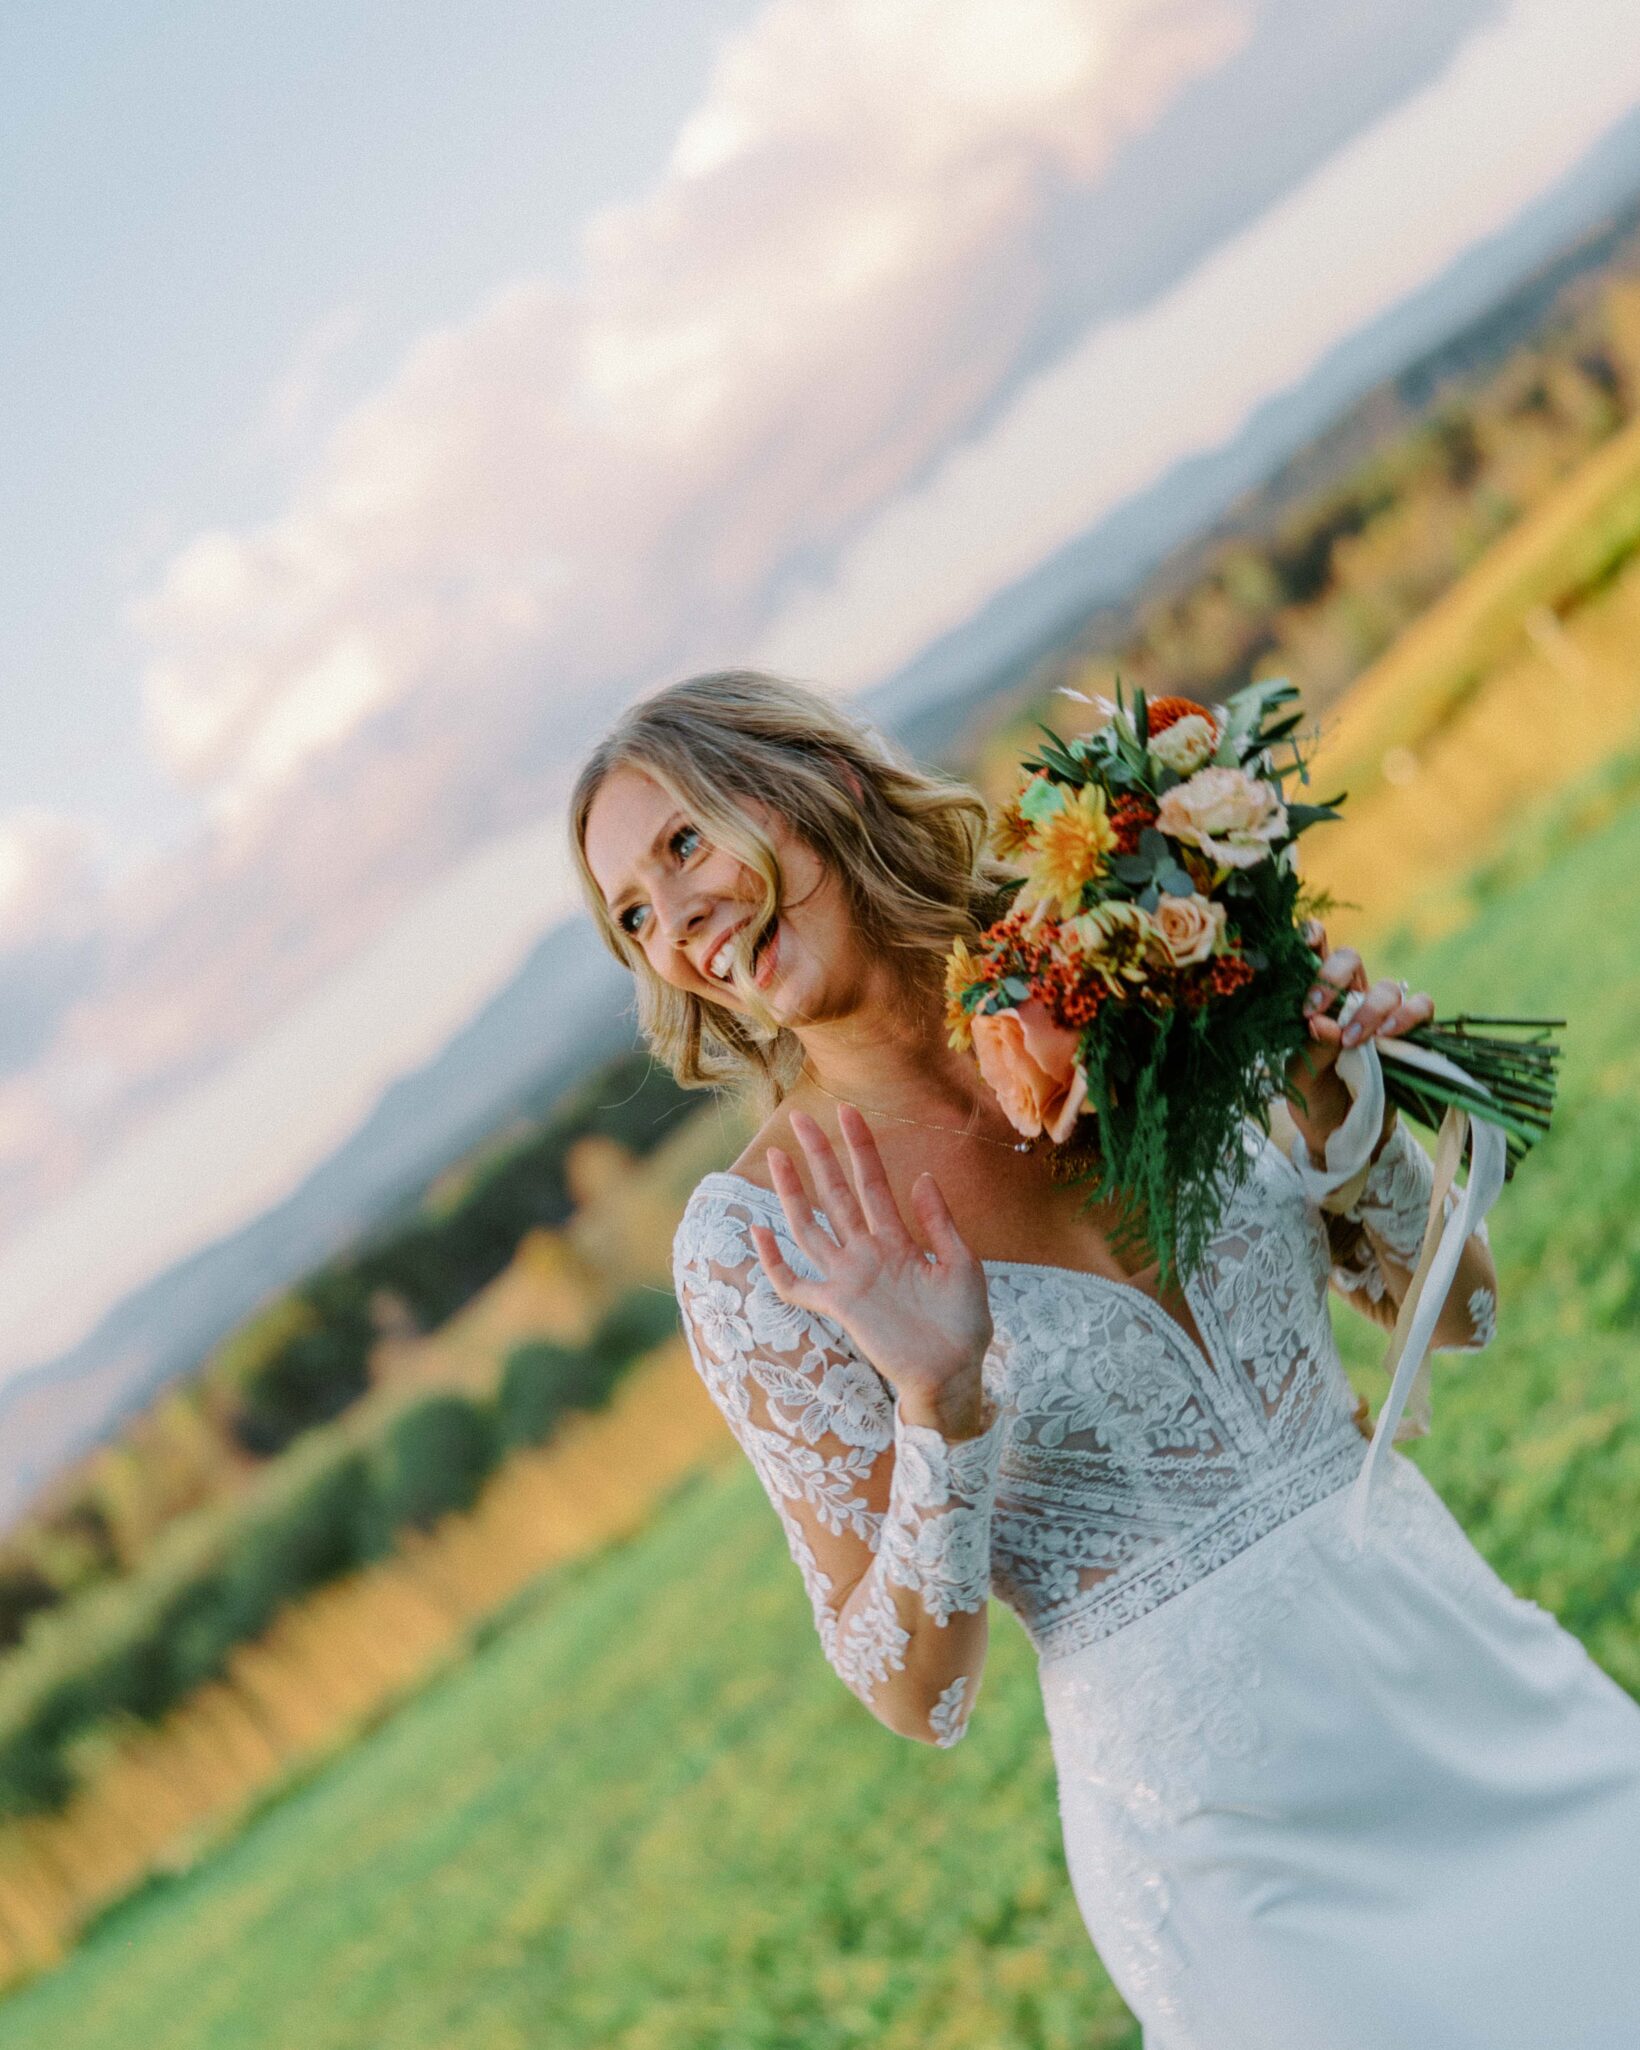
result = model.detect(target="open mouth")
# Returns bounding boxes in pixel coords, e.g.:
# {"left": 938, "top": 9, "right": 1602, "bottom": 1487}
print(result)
{"left": 704, "top": 918, "right": 779, "bottom": 990}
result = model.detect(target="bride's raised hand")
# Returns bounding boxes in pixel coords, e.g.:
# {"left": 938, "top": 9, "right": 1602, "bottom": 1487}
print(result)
{"left": 748, "top": 1103, "right": 994, "bottom": 1438}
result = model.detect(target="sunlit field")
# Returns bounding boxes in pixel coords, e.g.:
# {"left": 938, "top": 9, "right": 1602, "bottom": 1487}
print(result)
{"left": 3, "top": 251, "right": 1638, "bottom": 2038}
{"left": 1, "top": 739, "right": 1635, "bottom": 2050}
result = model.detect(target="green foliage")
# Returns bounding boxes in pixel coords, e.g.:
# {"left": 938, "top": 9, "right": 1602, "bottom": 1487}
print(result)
{"left": 229, "top": 1293, "right": 373, "bottom": 1456}
{"left": 0, "top": 1565, "right": 58, "bottom": 1657}
{"left": 355, "top": 1396, "right": 500, "bottom": 1562}
{"left": 588, "top": 1290, "right": 681, "bottom": 1372}
{"left": 1077, "top": 920, "right": 1318, "bottom": 1282}
{"left": 497, "top": 1340, "right": 587, "bottom": 1449}
{"left": 202, "top": 1053, "right": 697, "bottom": 1468}
{"left": 0, "top": 1278, "right": 682, "bottom": 1821}
{"left": 1266, "top": 484, "right": 1391, "bottom": 605}
{"left": 498, "top": 1292, "right": 681, "bottom": 1451}
{"left": 0, "top": 766, "right": 1636, "bottom": 2046}
{"left": 345, "top": 1053, "right": 694, "bottom": 1332}
{"left": 0, "top": 1446, "right": 385, "bottom": 1807}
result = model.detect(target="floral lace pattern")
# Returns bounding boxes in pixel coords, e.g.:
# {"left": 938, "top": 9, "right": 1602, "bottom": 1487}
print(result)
{"left": 1347, "top": 1116, "right": 1438, "bottom": 1265}
{"left": 1327, "top": 1117, "right": 1497, "bottom": 1349}
{"left": 672, "top": 1118, "right": 1498, "bottom": 1741}
{"left": 879, "top": 1404, "right": 1005, "bottom": 1625}
{"left": 673, "top": 1184, "right": 1005, "bottom": 1744}
{"left": 1042, "top": 1511, "right": 1325, "bottom": 2045}
{"left": 928, "top": 1674, "right": 973, "bottom": 1748}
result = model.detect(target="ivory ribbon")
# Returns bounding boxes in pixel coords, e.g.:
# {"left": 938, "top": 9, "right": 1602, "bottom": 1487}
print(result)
{"left": 1281, "top": 991, "right": 1509, "bottom": 1549}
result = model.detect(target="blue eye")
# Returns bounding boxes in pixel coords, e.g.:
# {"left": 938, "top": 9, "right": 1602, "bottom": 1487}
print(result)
{"left": 616, "top": 821, "right": 700, "bottom": 938}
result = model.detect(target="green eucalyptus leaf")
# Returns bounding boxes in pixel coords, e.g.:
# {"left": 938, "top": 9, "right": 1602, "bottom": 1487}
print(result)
{"left": 1019, "top": 776, "right": 1068, "bottom": 824}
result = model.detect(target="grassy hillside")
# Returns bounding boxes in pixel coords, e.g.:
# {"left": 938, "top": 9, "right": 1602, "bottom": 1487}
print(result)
{"left": 5, "top": 222, "right": 1640, "bottom": 2042}
{"left": 0, "top": 752, "right": 1635, "bottom": 2049}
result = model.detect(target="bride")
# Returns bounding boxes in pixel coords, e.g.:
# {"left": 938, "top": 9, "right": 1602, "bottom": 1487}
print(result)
{"left": 572, "top": 669, "right": 1640, "bottom": 2049}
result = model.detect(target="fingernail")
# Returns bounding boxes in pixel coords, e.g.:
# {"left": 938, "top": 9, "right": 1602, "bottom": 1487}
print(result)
{"left": 1305, "top": 986, "right": 1326, "bottom": 1012}
{"left": 1341, "top": 1022, "right": 1360, "bottom": 1044}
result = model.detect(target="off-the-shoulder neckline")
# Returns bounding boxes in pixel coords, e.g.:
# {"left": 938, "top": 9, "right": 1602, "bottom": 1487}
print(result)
{"left": 686, "top": 1167, "right": 1221, "bottom": 1372}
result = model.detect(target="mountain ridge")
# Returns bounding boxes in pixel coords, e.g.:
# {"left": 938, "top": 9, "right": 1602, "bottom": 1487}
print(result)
{"left": 5, "top": 111, "right": 1638, "bottom": 1532}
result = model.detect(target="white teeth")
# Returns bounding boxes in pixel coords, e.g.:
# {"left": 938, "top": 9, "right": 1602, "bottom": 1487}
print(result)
{"left": 708, "top": 939, "right": 736, "bottom": 981}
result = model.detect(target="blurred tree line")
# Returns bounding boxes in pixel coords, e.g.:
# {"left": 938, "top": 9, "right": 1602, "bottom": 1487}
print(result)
{"left": 0, "top": 1285, "right": 681, "bottom": 1819}
{"left": 226, "top": 1051, "right": 694, "bottom": 1456}
{"left": 0, "top": 1051, "right": 693, "bottom": 1645}
{"left": 963, "top": 265, "right": 1640, "bottom": 806}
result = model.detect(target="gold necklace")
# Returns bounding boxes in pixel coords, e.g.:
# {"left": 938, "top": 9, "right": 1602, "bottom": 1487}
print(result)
{"left": 798, "top": 1065, "right": 1035, "bottom": 1154}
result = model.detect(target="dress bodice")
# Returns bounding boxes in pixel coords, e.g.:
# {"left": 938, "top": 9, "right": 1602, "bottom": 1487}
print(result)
{"left": 981, "top": 1124, "right": 1375, "bottom": 1657}
{"left": 675, "top": 1118, "right": 1376, "bottom": 1666}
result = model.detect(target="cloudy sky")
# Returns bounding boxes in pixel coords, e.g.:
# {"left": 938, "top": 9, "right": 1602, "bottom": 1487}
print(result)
{"left": 4, "top": 0, "right": 1640, "bottom": 1382}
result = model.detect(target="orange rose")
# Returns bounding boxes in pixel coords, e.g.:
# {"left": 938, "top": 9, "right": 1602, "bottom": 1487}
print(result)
{"left": 971, "top": 999, "right": 1089, "bottom": 1144}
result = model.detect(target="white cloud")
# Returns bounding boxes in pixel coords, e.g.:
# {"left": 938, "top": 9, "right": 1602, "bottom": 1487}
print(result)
{"left": 132, "top": 0, "right": 1250, "bottom": 822}
{"left": 0, "top": 810, "right": 581, "bottom": 1378}
{"left": 6, "top": 0, "right": 1632, "bottom": 1385}
{"left": 0, "top": 0, "right": 1251, "bottom": 1366}
{"left": 754, "top": 0, "right": 1640, "bottom": 685}
{"left": 0, "top": 813, "right": 98, "bottom": 954}
{"left": 257, "top": 304, "right": 367, "bottom": 450}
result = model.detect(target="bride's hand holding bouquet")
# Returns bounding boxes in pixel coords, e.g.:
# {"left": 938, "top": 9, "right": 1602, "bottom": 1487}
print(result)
{"left": 947, "top": 678, "right": 1562, "bottom": 1288}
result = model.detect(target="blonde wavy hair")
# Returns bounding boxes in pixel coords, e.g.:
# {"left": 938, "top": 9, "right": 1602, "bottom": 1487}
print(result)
{"left": 571, "top": 670, "right": 1012, "bottom": 1108}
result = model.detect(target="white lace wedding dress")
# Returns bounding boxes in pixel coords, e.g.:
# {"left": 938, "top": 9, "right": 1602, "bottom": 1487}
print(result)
{"left": 672, "top": 1114, "right": 1640, "bottom": 2049}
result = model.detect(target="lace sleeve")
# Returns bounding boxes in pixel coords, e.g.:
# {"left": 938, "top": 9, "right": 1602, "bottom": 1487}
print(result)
{"left": 1324, "top": 1118, "right": 1496, "bottom": 1353}
{"left": 673, "top": 1177, "right": 1006, "bottom": 1747}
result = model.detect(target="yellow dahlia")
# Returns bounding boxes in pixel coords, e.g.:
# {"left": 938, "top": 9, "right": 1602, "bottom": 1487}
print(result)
{"left": 944, "top": 936, "right": 982, "bottom": 1051}
{"left": 1022, "top": 785, "right": 1118, "bottom": 917}
{"left": 989, "top": 790, "right": 1037, "bottom": 862}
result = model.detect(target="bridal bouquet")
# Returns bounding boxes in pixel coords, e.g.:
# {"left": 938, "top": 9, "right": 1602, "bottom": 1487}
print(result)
{"left": 946, "top": 679, "right": 1562, "bottom": 1285}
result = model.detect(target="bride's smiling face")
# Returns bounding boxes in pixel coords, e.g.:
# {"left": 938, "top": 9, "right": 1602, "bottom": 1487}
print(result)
{"left": 582, "top": 764, "right": 871, "bottom": 1026}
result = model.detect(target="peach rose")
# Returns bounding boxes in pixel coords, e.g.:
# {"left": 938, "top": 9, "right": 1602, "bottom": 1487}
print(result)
{"left": 1151, "top": 890, "right": 1226, "bottom": 967}
{"left": 1154, "top": 765, "right": 1287, "bottom": 869}
{"left": 971, "top": 999, "right": 1089, "bottom": 1144}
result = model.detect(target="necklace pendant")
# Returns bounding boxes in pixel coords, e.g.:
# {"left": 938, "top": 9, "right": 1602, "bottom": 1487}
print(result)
{"left": 1014, "top": 1140, "right": 1033, "bottom": 1153}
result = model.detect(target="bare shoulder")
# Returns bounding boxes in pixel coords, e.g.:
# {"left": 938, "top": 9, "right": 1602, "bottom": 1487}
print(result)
{"left": 726, "top": 1103, "right": 804, "bottom": 1191}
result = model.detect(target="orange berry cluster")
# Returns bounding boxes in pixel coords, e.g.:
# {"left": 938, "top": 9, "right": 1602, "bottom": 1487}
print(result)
{"left": 1180, "top": 948, "right": 1255, "bottom": 1010}
{"left": 972, "top": 910, "right": 1109, "bottom": 1031}
{"left": 1108, "top": 794, "right": 1158, "bottom": 856}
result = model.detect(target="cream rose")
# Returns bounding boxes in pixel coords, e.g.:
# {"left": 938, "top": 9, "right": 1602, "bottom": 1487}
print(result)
{"left": 1149, "top": 712, "right": 1218, "bottom": 776}
{"left": 1151, "top": 890, "right": 1226, "bottom": 967}
{"left": 971, "top": 999, "right": 1088, "bottom": 1144}
{"left": 1155, "top": 766, "right": 1287, "bottom": 869}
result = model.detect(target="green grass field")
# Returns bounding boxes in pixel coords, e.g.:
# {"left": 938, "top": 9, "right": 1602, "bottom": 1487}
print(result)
{"left": 1, "top": 763, "right": 1637, "bottom": 2050}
